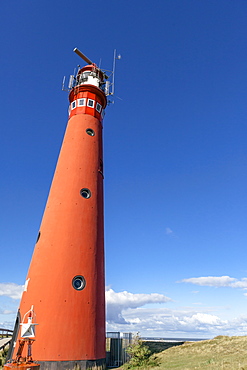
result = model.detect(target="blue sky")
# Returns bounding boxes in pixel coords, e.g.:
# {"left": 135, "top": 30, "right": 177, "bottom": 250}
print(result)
{"left": 1, "top": 0, "right": 247, "bottom": 339}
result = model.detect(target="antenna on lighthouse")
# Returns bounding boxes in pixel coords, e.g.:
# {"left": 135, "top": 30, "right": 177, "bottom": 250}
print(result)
{"left": 109, "top": 49, "right": 121, "bottom": 96}
{"left": 73, "top": 48, "right": 94, "bottom": 65}
{"left": 73, "top": 47, "right": 109, "bottom": 80}
{"left": 62, "top": 47, "right": 121, "bottom": 98}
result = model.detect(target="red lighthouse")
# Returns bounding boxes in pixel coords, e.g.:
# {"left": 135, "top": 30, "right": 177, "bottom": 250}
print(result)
{"left": 9, "top": 49, "right": 110, "bottom": 370}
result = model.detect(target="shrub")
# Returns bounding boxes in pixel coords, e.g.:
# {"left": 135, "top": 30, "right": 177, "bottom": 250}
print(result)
{"left": 124, "top": 334, "right": 159, "bottom": 369}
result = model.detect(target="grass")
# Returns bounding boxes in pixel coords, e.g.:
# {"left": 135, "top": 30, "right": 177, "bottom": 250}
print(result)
{"left": 2, "top": 336, "right": 247, "bottom": 369}
{"left": 141, "top": 336, "right": 247, "bottom": 369}
{"left": 143, "top": 341, "right": 185, "bottom": 355}
{"left": 0, "top": 345, "right": 9, "bottom": 368}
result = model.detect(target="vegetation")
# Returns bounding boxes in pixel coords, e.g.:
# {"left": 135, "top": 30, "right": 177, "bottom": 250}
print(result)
{"left": 131, "top": 335, "right": 247, "bottom": 369}
{"left": 123, "top": 334, "right": 160, "bottom": 369}
{"left": 0, "top": 345, "right": 9, "bottom": 368}
{"left": 143, "top": 340, "right": 184, "bottom": 355}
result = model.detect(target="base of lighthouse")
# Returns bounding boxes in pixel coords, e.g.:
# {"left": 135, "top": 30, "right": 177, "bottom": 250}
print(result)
{"left": 38, "top": 359, "right": 106, "bottom": 370}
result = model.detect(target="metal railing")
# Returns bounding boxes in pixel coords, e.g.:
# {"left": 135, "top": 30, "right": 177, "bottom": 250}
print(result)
{"left": 0, "top": 329, "right": 13, "bottom": 338}
{"left": 106, "top": 332, "right": 132, "bottom": 368}
{"left": 0, "top": 329, "right": 13, "bottom": 352}
{"left": 0, "top": 329, "right": 131, "bottom": 367}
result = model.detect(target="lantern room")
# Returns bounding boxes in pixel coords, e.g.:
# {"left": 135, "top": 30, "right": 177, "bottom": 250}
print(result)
{"left": 76, "top": 64, "right": 105, "bottom": 89}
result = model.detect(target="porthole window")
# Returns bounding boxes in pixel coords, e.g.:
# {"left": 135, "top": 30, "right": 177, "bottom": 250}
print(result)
{"left": 80, "top": 188, "right": 91, "bottom": 199}
{"left": 36, "top": 232, "right": 40, "bottom": 243}
{"left": 96, "top": 102, "right": 102, "bottom": 113}
{"left": 72, "top": 276, "right": 86, "bottom": 291}
{"left": 87, "top": 99, "right": 95, "bottom": 108}
{"left": 71, "top": 101, "right": 76, "bottom": 110}
{"left": 99, "top": 160, "right": 103, "bottom": 174}
{"left": 86, "top": 128, "right": 95, "bottom": 136}
{"left": 78, "top": 98, "right": 86, "bottom": 106}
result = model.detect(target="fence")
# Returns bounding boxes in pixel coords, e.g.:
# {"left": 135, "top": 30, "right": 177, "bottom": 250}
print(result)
{"left": 1, "top": 329, "right": 131, "bottom": 367}
{"left": 0, "top": 329, "right": 13, "bottom": 338}
{"left": 106, "top": 332, "right": 132, "bottom": 368}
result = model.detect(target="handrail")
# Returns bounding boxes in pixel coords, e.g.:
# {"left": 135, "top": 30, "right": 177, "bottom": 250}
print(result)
{"left": 0, "top": 328, "right": 13, "bottom": 338}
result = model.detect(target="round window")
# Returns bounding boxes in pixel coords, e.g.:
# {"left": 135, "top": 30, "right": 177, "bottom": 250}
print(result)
{"left": 36, "top": 231, "right": 40, "bottom": 243}
{"left": 80, "top": 188, "right": 91, "bottom": 199}
{"left": 72, "top": 276, "right": 86, "bottom": 291}
{"left": 86, "top": 128, "right": 95, "bottom": 136}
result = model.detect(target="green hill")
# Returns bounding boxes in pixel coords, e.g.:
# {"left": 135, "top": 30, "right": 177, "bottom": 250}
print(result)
{"left": 145, "top": 336, "right": 247, "bottom": 369}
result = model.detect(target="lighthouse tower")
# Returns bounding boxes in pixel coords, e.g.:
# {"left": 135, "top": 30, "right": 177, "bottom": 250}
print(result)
{"left": 11, "top": 49, "right": 109, "bottom": 370}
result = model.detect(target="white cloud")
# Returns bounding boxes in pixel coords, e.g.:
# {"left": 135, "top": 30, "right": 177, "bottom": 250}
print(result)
{"left": 0, "top": 321, "right": 16, "bottom": 330}
{"left": 0, "top": 283, "right": 24, "bottom": 300}
{"left": 2, "top": 283, "right": 247, "bottom": 338}
{"left": 181, "top": 312, "right": 223, "bottom": 326}
{"left": 107, "top": 305, "right": 221, "bottom": 336}
{"left": 105, "top": 287, "right": 247, "bottom": 338}
{"left": 106, "top": 288, "right": 171, "bottom": 324}
{"left": 2, "top": 310, "right": 14, "bottom": 314}
{"left": 106, "top": 304, "right": 247, "bottom": 338}
{"left": 165, "top": 227, "right": 173, "bottom": 235}
{"left": 230, "top": 278, "right": 247, "bottom": 289}
{"left": 105, "top": 288, "right": 242, "bottom": 338}
{"left": 180, "top": 276, "right": 246, "bottom": 288}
